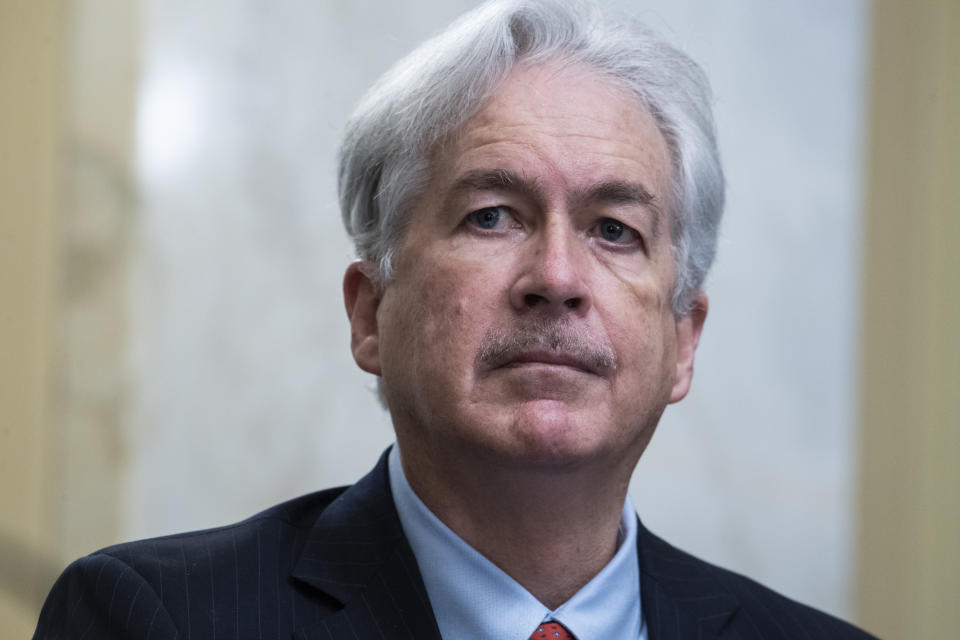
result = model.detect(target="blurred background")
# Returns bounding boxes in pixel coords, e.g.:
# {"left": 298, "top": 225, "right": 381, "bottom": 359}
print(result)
{"left": 1, "top": 0, "right": 957, "bottom": 638}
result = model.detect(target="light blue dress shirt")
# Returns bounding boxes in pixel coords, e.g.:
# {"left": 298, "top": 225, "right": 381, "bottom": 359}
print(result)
{"left": 388, "top": 446, "right": 647, "bottom": 640}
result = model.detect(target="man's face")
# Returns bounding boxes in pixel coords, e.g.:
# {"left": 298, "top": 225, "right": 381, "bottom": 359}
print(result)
{"left": 346, "top": 62, "right": 706, "bottom": 474}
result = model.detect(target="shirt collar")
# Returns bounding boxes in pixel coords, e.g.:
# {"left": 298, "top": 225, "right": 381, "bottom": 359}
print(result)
{"left": 388, "top": 445, "right": 644, "bottom": 640}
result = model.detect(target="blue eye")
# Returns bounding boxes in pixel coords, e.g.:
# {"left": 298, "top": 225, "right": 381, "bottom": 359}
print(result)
{"left": 469, "top": 207, "right": 503, "bottom": 229}
{"left": 594, "top": 217, "right": 642, "bottom": 248}
{"left": 599, "top": 218, "right": 625, "bottom": 242}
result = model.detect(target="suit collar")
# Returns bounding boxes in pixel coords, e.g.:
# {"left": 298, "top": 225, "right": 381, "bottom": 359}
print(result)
{"left": 291, "top": 448, "right": 442, "bottom": 639}
{"left": 290, "top": 448, "right": 740, "bottom": 640}
{"left": 637, "top": 521, "right": 741, "bottom": 638}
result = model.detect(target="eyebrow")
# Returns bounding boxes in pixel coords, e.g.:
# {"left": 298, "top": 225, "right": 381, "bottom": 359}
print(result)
{"left": 448, "top": 168, "right": 544, "bottom": 201}
{"left": 580, "top": 181, "right": 656, "bottom": 208}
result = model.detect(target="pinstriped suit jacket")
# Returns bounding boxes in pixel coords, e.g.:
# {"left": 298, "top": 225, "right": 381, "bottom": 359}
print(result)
{"left": 35, "top": 449, "right": 878, "bottom": 639}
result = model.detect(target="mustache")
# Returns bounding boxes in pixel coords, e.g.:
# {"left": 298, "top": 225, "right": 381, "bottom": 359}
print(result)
{"left": 476, "top": 318, "right": 617, "bottom": 375}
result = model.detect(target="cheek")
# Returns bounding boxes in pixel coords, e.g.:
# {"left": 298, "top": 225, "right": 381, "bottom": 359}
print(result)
{"left": 605, "top": 280, "right": 676, "bottom": 382}
{"left": 422, "top": 274, "right": 469, "bottom": 367}
{"left": 422, "top": 266, "right": 466, "bottom": 322}
{"left": 399, "top": 257, "right": 496, "bottom": 381}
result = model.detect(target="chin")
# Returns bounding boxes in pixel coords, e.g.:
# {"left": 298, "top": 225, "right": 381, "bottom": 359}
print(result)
{"left": 479, "top": 399, "right": 622, "bottom": 469}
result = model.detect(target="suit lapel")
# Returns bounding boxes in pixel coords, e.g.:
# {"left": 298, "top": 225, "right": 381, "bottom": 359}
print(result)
{"left": 638, "top": 521, "right": 741, "bottom": 639}
{"left": 290, "top": 450, "right": 442, "bottom": 640}
{"left": 287, "top": 450, "right": 741, "bottom": 640}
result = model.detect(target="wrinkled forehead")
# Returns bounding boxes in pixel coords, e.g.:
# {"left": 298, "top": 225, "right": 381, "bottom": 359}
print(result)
{"left": 420, "top": 60, "right": 674, "bottom": 214}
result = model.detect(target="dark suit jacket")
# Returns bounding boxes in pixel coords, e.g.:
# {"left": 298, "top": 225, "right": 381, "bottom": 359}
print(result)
{"left": 35, "top": 450, "right": 877, "bottom": 639}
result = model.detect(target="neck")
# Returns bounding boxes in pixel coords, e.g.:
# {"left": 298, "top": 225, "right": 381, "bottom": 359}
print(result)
{"left": 398, "top": 443, "right": 633, "bottom": 609}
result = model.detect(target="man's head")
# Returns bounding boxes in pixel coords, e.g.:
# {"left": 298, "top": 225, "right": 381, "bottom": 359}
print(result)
{"left": 340, "top": 0, "right": 723, "bottom": 476}
{"left": 340, "top": 0, "right": 724, "bottom": 315}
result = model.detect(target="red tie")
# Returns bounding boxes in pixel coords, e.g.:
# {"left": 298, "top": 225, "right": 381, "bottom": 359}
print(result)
{"left": 529, "top": 621, "right": 575, "bottom": 640}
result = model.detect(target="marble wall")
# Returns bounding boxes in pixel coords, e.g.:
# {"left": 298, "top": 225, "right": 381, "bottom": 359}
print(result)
{"left": 126, "top": 0, "right": 867, "bottom": 620}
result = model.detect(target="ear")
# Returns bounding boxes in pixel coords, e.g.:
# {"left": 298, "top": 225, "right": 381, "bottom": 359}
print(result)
{"left": 669, "top": 292, "right": 708, "bottom": 404}
{"left": 343, "top": 261, "right": 382, "bottom": 376}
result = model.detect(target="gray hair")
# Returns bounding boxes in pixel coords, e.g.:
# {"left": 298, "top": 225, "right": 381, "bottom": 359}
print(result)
{"left": 338, "top": 0, "right": 724, "bottom": 315}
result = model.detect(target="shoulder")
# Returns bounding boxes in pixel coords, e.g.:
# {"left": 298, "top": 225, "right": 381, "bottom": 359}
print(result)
{"left": 639, "top": 526, "right": 879, "bottom": 639}
{"left": 707, "top": 561, "right": 877, "bottom": 639}
{"left": 34, "top": 487, "right": 348, "bottom": 639}
{"left": 99, "top": 485, "right": 348, "bottom": 572}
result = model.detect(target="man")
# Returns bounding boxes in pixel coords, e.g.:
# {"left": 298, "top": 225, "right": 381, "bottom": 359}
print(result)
{"left": 35, "top": 1, "right": 876, "bottom": 638}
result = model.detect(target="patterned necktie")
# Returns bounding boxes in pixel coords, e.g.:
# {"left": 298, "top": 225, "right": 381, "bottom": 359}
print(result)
{"left": 529, "top": 621, "right": 576, "bottom": 639}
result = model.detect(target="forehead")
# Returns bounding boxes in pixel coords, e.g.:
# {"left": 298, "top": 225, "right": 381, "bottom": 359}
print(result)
{"left": 432, "top": 61, "right": 673, "bottom": 200}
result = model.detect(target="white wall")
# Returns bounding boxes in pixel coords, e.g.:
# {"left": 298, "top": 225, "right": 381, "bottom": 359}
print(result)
{"left": 126, "top": 0, "right": 867, "bottom": 620}
{"left": 627, "top": 2, "right": 868, "bottom": 619}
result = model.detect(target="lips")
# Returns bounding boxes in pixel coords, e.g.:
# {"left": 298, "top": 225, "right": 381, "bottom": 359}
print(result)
{"left": 503, "top": 350, "right": 598, "bottom": 374}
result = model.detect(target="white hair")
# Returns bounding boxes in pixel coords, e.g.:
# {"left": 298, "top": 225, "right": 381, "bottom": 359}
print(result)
{"left": 339, "top": 0, "right": 724, "bottom": 314}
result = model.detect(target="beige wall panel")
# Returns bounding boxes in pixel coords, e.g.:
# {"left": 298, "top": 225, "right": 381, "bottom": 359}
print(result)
{"left": 857, "top": 1, "right": 960, "bottom": 638}
{"left": 0, "top": 0, "right": 140, "bottom": 633}
{"left": 0, "top": 0, "right": 64, "bottom": 635}
{"left": 56, "top": 0, "right": 139, "bottom": 563}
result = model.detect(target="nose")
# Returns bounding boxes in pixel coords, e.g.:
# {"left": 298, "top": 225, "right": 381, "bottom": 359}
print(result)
{"left": 509, "top": 221, "right": 592, "bottom": 316}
